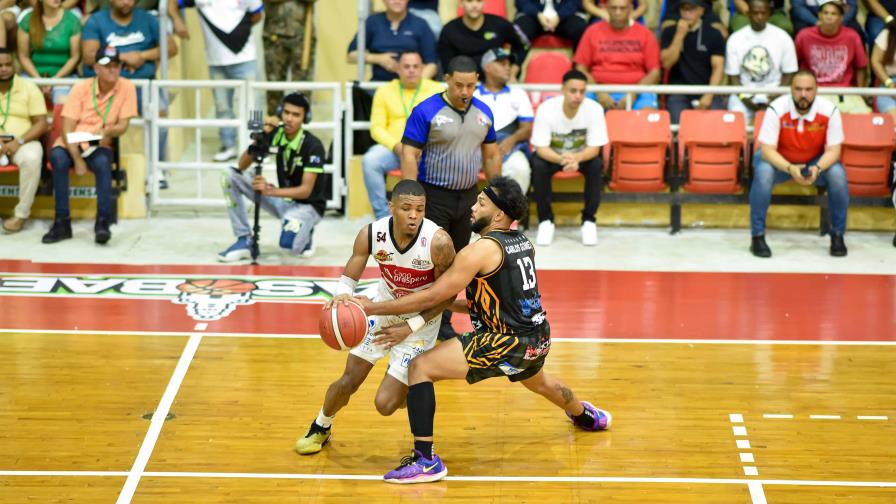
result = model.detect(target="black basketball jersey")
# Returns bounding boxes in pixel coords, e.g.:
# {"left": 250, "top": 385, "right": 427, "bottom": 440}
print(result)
{"left": 465, "top": 230, "right": 547, "bottom": 335}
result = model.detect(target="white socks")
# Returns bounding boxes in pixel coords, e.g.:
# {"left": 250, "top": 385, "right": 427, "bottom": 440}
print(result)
{"left": 316, "top": 408, "right": 334, "bottom": 429}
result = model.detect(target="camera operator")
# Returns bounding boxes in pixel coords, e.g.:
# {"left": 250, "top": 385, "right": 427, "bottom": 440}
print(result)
{"left": 218, "top": 93, "right": 327, "bottom": 262}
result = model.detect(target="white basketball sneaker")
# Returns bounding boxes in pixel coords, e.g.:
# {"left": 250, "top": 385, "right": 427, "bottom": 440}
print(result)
{"left": 536, "top": 220, "right": 555, "bottom": 246}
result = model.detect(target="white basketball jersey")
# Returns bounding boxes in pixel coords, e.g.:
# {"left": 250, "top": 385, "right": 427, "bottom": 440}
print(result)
{"left": 369, "top": 216, "right": 440, "bottom": 305}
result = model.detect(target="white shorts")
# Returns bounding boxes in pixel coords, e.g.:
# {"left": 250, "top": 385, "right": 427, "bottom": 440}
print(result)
{"left": 349, "top": 312, "right": 440, "bottom": 385}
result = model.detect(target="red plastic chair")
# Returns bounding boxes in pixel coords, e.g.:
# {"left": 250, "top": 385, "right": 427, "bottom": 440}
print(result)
{"left": 524, "top": 52, "right": 571, "bottom": 109}
{"left": 456, "top": 0, "right": 508, "bottom": 17}
{"left": 530, "top": 34, "right": 572, "bottom": 49}
{"left": 678, "top": 110, "right": 747, "bottom": 194}
{"left": 840, "top": 113, "right": 895, "bottom": 197}
{"left": 604, "top": 110, "right": 672, "bottom": 192}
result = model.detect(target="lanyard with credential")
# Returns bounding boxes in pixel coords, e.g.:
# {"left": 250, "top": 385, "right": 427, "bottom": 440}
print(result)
{"left": 399, "top": 81, "right": 421, "bottom": 118}
{"left": 0, "top": 75, "right": 12, "bottom": 132}
{"left": 92, "top": 78, "right": 114, "bottom": 128}
{"left": 273, "top": 128, "right": 305, "bottom": 176}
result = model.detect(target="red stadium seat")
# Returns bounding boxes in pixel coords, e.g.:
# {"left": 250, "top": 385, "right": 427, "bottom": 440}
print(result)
{"left": 524, "top": 52, "right": 571, "bottom": 109}
{"left": 530, "top": 34, "right": 572, "bottom": 49}
{"left": 678, "top": 110, "right": 747, "bottom": 194}
{"left": 604, "top": 110, "right": 672, "bottom": 192}
{"left": 840, "top": 113, "right": 895, "bottom": 197}
{"left": 456, "top": 0, "right": 507, "bottom": 17}
{"left": 0, "top": 164, "right": 18, "bottom": 173}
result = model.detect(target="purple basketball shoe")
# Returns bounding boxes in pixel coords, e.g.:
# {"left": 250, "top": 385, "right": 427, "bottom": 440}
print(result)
{"left": 567, "top": 401, "right": 612, "bottom": 431}
{"left": 383, "top": 449, "right": 448, "bottom": 484}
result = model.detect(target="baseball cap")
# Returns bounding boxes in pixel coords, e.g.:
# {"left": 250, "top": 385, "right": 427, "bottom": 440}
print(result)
{"left": 96, "top": 46, "right": 121, "bottom": 66}
{"left": 480, "top": 48, "right": 514, "bottom": 69}
{"left": 817, "top": 0, "right": 845, "bottom": 12}
{"left": 680, "top": 0, "right": 707, "bottom": 7}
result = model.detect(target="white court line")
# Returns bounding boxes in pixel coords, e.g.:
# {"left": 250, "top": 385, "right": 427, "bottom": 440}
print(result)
{"left": 2, "top": 470, "right": 894, "bottom": 488}
{"left": 733, "top": 426, "right": 748, "bottom": 436}
{"left": 748, "top": 481, "right": 768, "bottom": 504}
{"left": 116, "top": 334, "right": 202, "bottom": 504}
{"left": 810, "top": 415, "right": 842, "bottom": 420}
{"left": 763, "top": 414, "right": 794, "bottom": 419}
{"left": 729, "top": 414, "right": 744, "bottom": 423}
{"left": 744, "top": 467, "right": 759, "bottom": 476}
{"left": 857, "top": 416, "right": 889, "bottom": 421}
{"left": 192, "top": 323, "right": 207, "bottom": 331}
{"left": 736, "top": 440, "right": 751, "bottom": 449}
{"left": 3, "top": 328, "right": 895, "bottom": 345}
{"left": 740, "top": 453, "right": 755, "bottom": 463}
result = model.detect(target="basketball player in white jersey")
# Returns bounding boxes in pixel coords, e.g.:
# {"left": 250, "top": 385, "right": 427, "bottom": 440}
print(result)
{"left": 295, "top": 180, "right": 457, "bottom": 455}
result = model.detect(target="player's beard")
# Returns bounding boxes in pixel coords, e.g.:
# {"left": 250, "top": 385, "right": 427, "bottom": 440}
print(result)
{"left": 796, "top": 97, "right": 814, "bottom": 114}
{"left": 470, "top": 215, "right": 490, "bottom": 233}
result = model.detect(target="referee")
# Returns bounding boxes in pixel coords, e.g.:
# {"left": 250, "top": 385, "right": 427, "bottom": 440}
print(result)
{"left": 400, "top": 55, "right": 501, "bottom": 338}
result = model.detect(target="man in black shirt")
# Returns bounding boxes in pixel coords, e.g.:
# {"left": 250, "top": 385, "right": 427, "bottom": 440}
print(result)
{"left": 660, "top": 0, "right": 727, "bottom": 123}
{"left": 355, "top": 177, "right": 610, "bottom": 485}
{"left": 218, "top": 93, "right": 327, "bottom": 262}
{"left": 438, "top": 0, "right": 529, "bottom": 77}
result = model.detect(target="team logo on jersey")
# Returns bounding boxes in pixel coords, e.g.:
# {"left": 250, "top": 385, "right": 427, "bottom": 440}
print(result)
{"left": 524, "top": 337, "right": 551, "bottom": 360}
{"left": 172, "top": 279, "right": 258, "bottom": 321}
{"left": 421, "top": 237, "right": 427, "bottom": 247}
{"left": 376, "top": 231, "right": 387, "bottom": 243}
{"left": 484, "top": 31, "right": 496, "bottom": 40}
{"left": 434, "top": 114, "right": 454, "bottom": 127}
{"left": 498, "top": 362, "right": 523, "bottom": 375}
{"left": 411, "top": 257, "right": 432, "bottom": 269}
{"left": 477, "top": 113, "right": 490, "bottom": 127}
{"left": 374, "top": 249, "right": 394, "bottom": 262}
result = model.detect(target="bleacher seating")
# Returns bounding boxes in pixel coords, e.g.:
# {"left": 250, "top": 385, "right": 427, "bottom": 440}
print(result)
{"left": 604, "top": 110, "right": 672, "bottom": 192}
{"left": 678, "top": 110, "right": 747, "bottom": 194}
{"left": 840, "top": 113, "right": 895, "bottom": 197}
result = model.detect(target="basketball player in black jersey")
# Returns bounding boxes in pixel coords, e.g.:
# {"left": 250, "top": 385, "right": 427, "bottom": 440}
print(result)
{"left": 355, "top": 176, "right": 611, "bottom": 484}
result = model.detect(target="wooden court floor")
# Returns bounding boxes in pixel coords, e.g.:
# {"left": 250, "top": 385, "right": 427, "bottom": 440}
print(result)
{"left": 1, "top": 261, "right": 894, "bottom": 502}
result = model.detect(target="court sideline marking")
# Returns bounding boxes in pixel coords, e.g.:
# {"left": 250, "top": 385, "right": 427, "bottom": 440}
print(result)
{"left": 730, "top": 414, "right": 765, "bottom": 503}
{"left": 116, "top": 334, "right": 202, "bottom": 504}
{"left": 2, "top": 328, "right": 895, "bottom": 346}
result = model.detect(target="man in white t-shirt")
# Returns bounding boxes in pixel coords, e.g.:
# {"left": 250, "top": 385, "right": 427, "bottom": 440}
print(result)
{"left": 473, "top": 49, "right": 534, "bottom": 195}
{"left": 530, "top": 69, "right": 608, "bottom": 247}
{"left": 726, "top": 0, "right": 798, "bottom": 122}
{"left": 180, "top": 0, "right": 264, "bottom": 162}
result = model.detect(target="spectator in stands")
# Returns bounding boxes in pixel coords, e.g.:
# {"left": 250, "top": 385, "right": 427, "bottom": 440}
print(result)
{"left": 400, "top": 55, "right": 500, "bottom": 338}
{"left": 42, "top": 47, "right": 137, "bottom": 245}
{"left": 530, "top": 69, "right": 607, "bottom": 247}
{"left": 409, "top": 0, "right": 442, "bottom": 38}
{"left": 865, "top": 0, "right": 895, "bottom": 44}
{"left": 661, "top": 0, "right": 728, "bottom": 37}
{"left": 871, "top": 19, "right": 896, "bottom": 118}
{"left": 348, "top": 0, "right": 438, "bottom": 82}
{"left": 262, "top": 0, "right": 316, "bottom": 116}
{"left": 218, "top": 93, "right": 326, "bottom": 262}
{"left": 364, "top": 50, "right": 442, "bottom": 219}
{"left": 514, "top": 0, "right": 588, "bottom": 50}
{"left": 473, "top": 48, "right": 534, "bottom": 194}
{"left": 177, "top": 0, "right": 263, "bottom": 163}
{"left": 438, "top": 0, "right": 528, "bottom": 77}
{"left": 726, "top": 0, "right": 797, "bottom": 122}
{"left": 582, "top": 0, "right": 647, "bottom": 23}
{"left": 0, "top": 0, "right": 23, "bottom": 49}
{"left": 791, "top": 0, "right": 864, "bottom": 39}
{"left": 0, "top": 48, "right": 48, "bottom": 234}
{"left": 729, "top": 0, "right": 793, "bottom": 34}
{"left": 16, "top": 0, "right": 82, "bottom": 103}
{"left": 795, "top": 0, "right": 869, "bottom": 113}
{"left": 661, "top": 0, "right": 726, "bottom": 124}
{"left": 750, "top": 70, "right": 848, "bottom": 257}
{"left": 574, "top": 0, "right": 660, "bottom": 111}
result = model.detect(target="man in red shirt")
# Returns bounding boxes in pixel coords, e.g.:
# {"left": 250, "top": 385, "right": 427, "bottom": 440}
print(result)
{"left": 749, "top": 70, "right": 849, "bottom": 257}
{"left": 795, "top": 0, "right": 869, "bottom": 112}
{"left": 574, "top": 0, "right": 660, "bottom": 110}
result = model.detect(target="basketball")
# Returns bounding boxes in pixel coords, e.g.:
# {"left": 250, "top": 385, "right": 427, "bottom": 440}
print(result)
{"left": 177, "top": 279, "right": 257, "bottom": 295}
{"left": 319, "top": 301, "right": 368, "bottom": 351}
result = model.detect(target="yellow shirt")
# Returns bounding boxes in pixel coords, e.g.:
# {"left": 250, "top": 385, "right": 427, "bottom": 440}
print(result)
{"left": 370, "top": 78, "right": 443, "bottom": 151}
{"left": 0, "top": 76, "right": 47, "bottom": 138}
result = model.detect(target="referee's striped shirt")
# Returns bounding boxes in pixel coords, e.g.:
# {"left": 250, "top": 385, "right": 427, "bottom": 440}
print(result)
{"left": 401, "top": 93, "right": 497, "bottom": 191}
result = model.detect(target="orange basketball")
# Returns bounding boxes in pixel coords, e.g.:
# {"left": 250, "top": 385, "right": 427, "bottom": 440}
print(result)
{"left": 178, "top": 279, "right": 256, "bottom": 295}
{"left": 319, "top": 301, "right": 369, "bottom": 351}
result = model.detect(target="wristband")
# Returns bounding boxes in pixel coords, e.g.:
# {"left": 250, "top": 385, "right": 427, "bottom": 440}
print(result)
{"left": 886, "top": 78, "right": 894, "bottom": 87}
{"left": 334, "top": 275, "right": 357, "bottom": 296}
{"left": 406, "top": 315, "right": 426, "bottom": 333}
{"left": 886, "top": 15, "right": 894, "bottom": 24}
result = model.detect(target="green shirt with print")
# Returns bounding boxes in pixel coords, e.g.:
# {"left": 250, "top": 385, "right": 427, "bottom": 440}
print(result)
{"left": 19, "top": 10, "right": 82, "bottom": 77}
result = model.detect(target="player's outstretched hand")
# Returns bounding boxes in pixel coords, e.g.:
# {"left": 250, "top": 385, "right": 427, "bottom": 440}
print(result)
{"left": 351, "top": 295, "right": 373, "bottom": 313}
{"left": 372, "top": 322, "right": 412, "bottom": 349}
{"left": 324, "top": 294, "right": 353, "bottom": 310}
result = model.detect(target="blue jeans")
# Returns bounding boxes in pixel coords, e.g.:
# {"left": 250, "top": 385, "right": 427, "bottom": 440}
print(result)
{"left": 362, "top": 144, "right": 400, "bottom": 219}
{"left": 209, "top": 60, "right": 260, "bottom": 149}
{"left": 50, "top": 146, "right": 114, "bottom": 220}
{"left": 609, "top": 92, "right": 658, "bottom": 110}
{"left": 749, "top": 152, "right": 849, "bottom": 236}
{"left": 876, "top": 80, "right": 896, "bottom": 113}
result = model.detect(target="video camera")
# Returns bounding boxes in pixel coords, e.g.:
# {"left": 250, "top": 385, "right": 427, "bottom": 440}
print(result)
{"left": 247, "top": 110, "right": 270, "bottom": 162}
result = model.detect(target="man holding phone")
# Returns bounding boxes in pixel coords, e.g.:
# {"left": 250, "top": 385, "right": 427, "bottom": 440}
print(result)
{"left": 0, "top": 48, "right": 49, "bottom": 234}
{"left": 749, "top": 70, "right": 849, "bottom": 258}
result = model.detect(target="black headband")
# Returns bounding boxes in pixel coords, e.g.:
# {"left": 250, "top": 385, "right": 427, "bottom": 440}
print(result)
{"left": 483, "top": 186, "right": 516, "bottom": 220}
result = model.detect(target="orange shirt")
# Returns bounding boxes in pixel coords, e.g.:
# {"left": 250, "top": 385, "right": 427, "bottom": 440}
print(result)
{"left": 54, "top": 76, "right": 138, "bottom": 148}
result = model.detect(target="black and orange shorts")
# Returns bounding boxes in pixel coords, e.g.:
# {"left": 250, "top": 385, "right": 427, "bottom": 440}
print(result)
{"left": 459, "top": 322, "right": 551, "bottom": 384}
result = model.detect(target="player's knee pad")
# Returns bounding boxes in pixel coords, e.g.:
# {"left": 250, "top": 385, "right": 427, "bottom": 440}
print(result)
{"left": 279, "top": 217, "right": 303, "bottom": 250}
